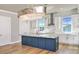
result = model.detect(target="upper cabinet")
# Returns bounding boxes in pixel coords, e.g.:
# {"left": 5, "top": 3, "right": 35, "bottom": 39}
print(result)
{"left": 30, "top": 20, "right": 36, "bottom": 29}
{"left": 19, "top": 20, "right": 31, "bottom": 34}
{"left": 19, "top": 13, "right": 56, "bottom": 34}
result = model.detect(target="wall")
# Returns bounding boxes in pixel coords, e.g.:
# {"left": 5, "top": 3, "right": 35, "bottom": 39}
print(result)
{"left": 54, "top": 13, "right": 79, "bottom": 45}
{"left": 0, "top": 10, "right": 19, "bottom": 43}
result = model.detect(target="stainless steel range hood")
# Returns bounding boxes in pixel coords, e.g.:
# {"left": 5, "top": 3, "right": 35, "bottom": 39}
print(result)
{"left": 48, "top": 13, "right": 54, "bottom": 26}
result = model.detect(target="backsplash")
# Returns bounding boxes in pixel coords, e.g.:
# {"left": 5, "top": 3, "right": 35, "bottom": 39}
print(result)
{"left": 31, "top": 25, "right": 56, "bottom": 34}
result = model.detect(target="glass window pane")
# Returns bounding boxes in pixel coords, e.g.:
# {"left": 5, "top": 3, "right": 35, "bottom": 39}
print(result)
{"left": 62, "top": 16, "right": 72, "bottom": 33}
{"left": 63, "top": 24, "right": 71, "bottom": 32}
{"left": 63, "top": 16, "right": 72, "bottom": 24}
{"left": 38, "top": 18, "right": 45, "bottom": 31}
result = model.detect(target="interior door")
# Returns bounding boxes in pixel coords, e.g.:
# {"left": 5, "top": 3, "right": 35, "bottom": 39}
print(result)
{"left": 0, "top": 15, "right": 11, "bottom": 46}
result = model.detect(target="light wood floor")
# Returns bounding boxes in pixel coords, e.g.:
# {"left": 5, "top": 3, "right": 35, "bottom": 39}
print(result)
{"left": 0, "top": 43, "right": 79, "bottom": 54}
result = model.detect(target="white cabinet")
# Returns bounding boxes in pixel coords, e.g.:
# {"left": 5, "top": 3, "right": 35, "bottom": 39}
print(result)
{"left": 73, "top": 36, "right": 79, "bottom": 45}
{"left": 19, "top": 20, "right": 31, "bottom": 34}
{"left": 67, "top": 36, "right": 74, "bottom": 45}
{"left": 19, "top": 19, "right": 37, "bottom": 34}
{"left": 65, "top": 35, "right": 79, "bottom": 45}
{"left": 59, "top": 34, "right": 73, "bottom": 44}
{"left": 59, "top": 34, "right": 79, "bottom": 45}
{"left": 59, "top": 34, "right": 67, "bottom": 43}
{"left": 30, "top": 20, "right": 36, "bottom": 29}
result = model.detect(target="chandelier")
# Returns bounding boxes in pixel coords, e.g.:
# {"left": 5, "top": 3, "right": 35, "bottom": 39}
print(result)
{"left": 18, "top": 6, "right": 45, "bottom": 21}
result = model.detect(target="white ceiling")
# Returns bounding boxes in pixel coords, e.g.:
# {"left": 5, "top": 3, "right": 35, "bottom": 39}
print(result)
{"left": 0, "top": 4, "right": 78, "bottom": 13}
{"left": 46, "top": 4, "right": 78, "bottom": 13}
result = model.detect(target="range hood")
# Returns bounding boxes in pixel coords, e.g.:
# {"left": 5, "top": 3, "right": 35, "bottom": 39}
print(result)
{"left": 48, "top": 13, "right": 54, "bottom": 26}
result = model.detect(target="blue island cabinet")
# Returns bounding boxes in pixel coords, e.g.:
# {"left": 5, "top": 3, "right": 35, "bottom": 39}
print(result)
{"left": 45, "top": 38, "right": 56, "bottom": 51}
{"left": 22, "top": 36, "right": 59, "bottom": 51}
{"left": 31, "top": 37, "right": 39, "bottom": 47}
{"left": 38, "top": 37, "right": 46, "bottom": 49}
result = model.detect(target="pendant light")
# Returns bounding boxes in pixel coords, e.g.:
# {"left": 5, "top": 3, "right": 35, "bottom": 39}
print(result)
{"left": 18, "top": 6, "right": 44, "bottom": 21}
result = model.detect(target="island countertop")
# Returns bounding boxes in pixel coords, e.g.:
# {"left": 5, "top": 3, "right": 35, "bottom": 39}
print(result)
{"left": 21, "top": 33, "right": 58, "bottom": 39}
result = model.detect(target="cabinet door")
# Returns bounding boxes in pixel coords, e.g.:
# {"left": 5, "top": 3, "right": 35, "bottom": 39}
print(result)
{"left": 19, "top": 21, "right": 31, "bottom": 34}
{"left": 30, "top": 20, "right": 36, "bottom": 29}
{"left": 45, "top": 39, "right": 56, "bottom": 51}
{"left": 68, "top": 36, "right": 74, "bottom": 45}
{"left": 22, "top": 36, "right": 32, "bottom": 45}
{"left": 31, "top": 37, "right": 37, "bottom": 47}
{"left": 59, "top": 35, "right": 66, "bottom": 43}
{"left": 22, "top": 36, "right": 27, "bottom": 45}
{"left": 38, "top": 38, "right": 46, "bottom": 49}
{"left": 27, "top": 37, "right": 33, "bottom": 45}
{"left": 73, "top": 36, "right": 79, "bottom": 45}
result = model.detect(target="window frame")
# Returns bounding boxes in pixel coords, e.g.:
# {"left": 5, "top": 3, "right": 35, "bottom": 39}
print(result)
{"left": 38, "top": 18, "right": 45, "bottom": 31}
{"left": 62, "top": 16, "right": 73, "bottom": 34}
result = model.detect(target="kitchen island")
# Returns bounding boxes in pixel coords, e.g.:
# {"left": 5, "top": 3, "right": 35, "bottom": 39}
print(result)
{"left": 22, "top": 34, "right": 59, "bottom": 51}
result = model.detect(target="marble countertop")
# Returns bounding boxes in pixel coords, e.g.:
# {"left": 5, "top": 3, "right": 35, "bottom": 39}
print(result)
{"left": 21, "top": 33, "right": 58, "bottom": 38}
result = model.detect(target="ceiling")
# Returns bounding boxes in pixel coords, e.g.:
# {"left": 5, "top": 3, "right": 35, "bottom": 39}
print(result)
{"left": 0, "top": 4, "right": 78, "bottom": 13}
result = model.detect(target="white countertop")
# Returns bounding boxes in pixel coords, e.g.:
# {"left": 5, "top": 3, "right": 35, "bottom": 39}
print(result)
{"left": 22, "top": 33, "right": 58, "bottom": 38}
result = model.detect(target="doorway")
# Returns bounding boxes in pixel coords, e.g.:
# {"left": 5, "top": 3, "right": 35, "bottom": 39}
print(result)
{"left": 0, "top": 15, "right": 11, "bottom": 46}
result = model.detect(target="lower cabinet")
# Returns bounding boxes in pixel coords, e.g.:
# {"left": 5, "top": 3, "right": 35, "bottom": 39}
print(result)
{"left": 22, "top": 36, "right": 59, "bottom": 51}
{"left": 32, "top": 37, "right": 38, "bottom": 47}
{"left": 38, "top": 38, "right": 46, "bottom": 49}
{"left": 45, "top": 39, "right": 56, "bottom": 51}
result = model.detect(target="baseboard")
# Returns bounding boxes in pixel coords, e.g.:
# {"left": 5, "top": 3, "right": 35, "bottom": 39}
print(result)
{"left": 59, "top": 43, "right": 79, "bottom": 46}
{"left": 8, "top": 40, "right": 21, "bottom": 44}
{"left": 0, "top": 40, "right": 21, "bottom": 46}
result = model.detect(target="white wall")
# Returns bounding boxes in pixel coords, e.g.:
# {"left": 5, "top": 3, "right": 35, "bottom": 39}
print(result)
{"left": 54, "top": 14, "right": 79, "bottom": 45}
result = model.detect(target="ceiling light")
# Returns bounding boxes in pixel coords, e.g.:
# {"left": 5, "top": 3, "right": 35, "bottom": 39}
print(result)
{"left": 19, "top": 13, "right": 44, "bottom": 21}
{"left": 18, "top": 7, "right": 44, "bottom": 20}
{"left": 34, "top": 6, "right": 44, "bottom": 13}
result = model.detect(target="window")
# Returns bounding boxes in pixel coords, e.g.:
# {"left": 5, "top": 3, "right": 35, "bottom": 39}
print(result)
{"left": 62, "top": 16, "right": 72, "bottom": 33}
{"left": 38, "top": 18, "right": 45, "bottom": 31}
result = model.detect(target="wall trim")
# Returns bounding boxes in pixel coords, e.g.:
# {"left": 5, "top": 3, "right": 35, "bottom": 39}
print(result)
{"left": 0, "top": 9, "right": 17, "bottom": 15}
{"left": 0, "top": 40, "right": 21, "bottom": 46}
{"left": 8, "top": 40, "right": 21, "bottom": 44}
